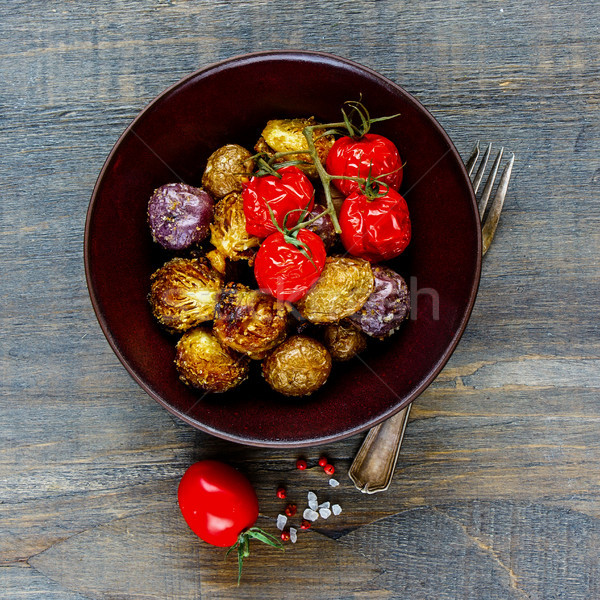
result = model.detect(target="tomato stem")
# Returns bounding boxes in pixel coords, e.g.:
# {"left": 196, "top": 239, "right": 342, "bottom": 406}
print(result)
{"left": 258, "top": 102, "right": 401, "bottom": 236}
{"left": 228, "top": 526, "right": 284, "bottom": 585}
{"left": 302, "top": 124, "right": 342, "bottom": 234}
{"left": 287, "top": 208, "right": 329, "bottom": 233}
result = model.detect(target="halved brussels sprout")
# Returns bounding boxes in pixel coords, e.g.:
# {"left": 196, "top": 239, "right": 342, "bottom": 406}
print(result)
{"left": 149, "top": 257, "right": 222, "bottom": 332}
{"left": 213, "top": 282, "right": 289, "bottom": 359}
{"left": 207, "top": 192, "right": 260, "bottom": 274}
{"left": 296, "top": 256, "right": 374, "bottom": 324}
{"left": 255, "top": 117, "right": 334, "bottom": 178}
{"left": 175, "top": 327, "right": 249, "bottom": 392}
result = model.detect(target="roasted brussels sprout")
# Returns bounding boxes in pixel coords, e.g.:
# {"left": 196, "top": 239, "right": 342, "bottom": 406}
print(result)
{"left": 255, "top": 117, "right": 334, "bottom": 178}
{"left": 262, "top": 335, "right": 332, "bottom": 396}
{"left": 207, "top": 192, "right": 260, "bottom": 274}
{"left": 147, "top": 183, "right": 214, "bottom": 251}
{"left": 296, "top": 256, "right": 374, "bottom": 323}
{"left": 175, "top": 327, "right": 250, "bottom": 392}
{"left": 149, "top": 257, "right": 223, "bottom": 332}
{"left": 322, "top": 320, "right": 367, "bottom": 361}
{"left": 305, "top": 205, "right": 337, "bottom": 250}
{"left": 349, "top": 265, "right": 410, "bottom": 338}
{"left": 201, "top": 144, "right": 255, "bottom": 199}
{"left": 213, "top": 282, "right": 289, "bottom": 359}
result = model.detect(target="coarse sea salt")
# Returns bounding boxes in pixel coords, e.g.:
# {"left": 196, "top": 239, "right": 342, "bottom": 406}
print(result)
{"left": 319, "top": 507, "right": 332, "bottom": 519}
{"left": 290, "top": 527, "right": 297, "bottom": 543}
{"left": 276, "top": 514, "right": 287, "bottom": 530}
{"left": 332, "top": 504, "right": 342, "bottom": 516}
{"left": 303, "top": 508, "right": 319, "bottom": 521}
{"left": 318, "top": 501, "right": 330, "bottom": 510}
{"left": 329, "top": 478, "right": 339, "bottom": 487}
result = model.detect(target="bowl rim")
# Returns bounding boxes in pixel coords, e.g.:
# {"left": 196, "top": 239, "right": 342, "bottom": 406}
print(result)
{"left": 84, "top": 49, "right": 481, "bottom": 447}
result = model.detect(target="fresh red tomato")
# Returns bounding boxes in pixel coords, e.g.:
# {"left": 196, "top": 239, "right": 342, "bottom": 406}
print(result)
{"left": 242, "top": 165, "right": 314, "bottom": 238}
{"left": 178, "top": 460, "right": 282, "bottom": 583}
{"left": 178, "top": 460, "right": 259, "bottom": 547}
{"left": 254, "top": 229, "right": 326, "bottom": 302}
{"left": 326, "top": 133, "right": 403, "bottom": 196}
{"left": 339, "top": 185, "right": 411, "bottom": 262}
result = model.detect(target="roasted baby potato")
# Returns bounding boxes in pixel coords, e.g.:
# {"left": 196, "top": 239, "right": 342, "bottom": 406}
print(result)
{"left": 149, "top": 257, "right": 222, "bottom": 332}
{"left": 213, "top": 282, "right": 289, "bottom": 359}
{"left": 175, "top": 327, "right": 249, "bottom": 392}
{"left": 255, "top": 117, "right": 334, "bottom": 178}
{"left": 148, "top": 183, "right": 214, "bottom": 251}
{"left": 316, "top": 183, "right": 346, "bottom": 217}
{"left": 349, "top": 265, "right": 410, "bottom": 338}
{"left": 262, "top": 335, "right": 332, "bottom": 396}
{"left": 305, "top": 204, "right": 337, "bottom": 250}
{"left": 206, "top": 191, "right": 260, "bottom": 274}
{"left": 296, "top": 256, "right": 374, "bottom": 323}
{"left": 201, "top": 144, "right": 254, "bottom": 199}
{"left": 322, "top": 320, "right": 367, "bottom": 361}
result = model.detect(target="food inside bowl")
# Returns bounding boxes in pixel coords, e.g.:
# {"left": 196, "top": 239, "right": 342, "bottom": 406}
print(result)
{"left": 147, "top": 101, "right": 412, "bottom": 397}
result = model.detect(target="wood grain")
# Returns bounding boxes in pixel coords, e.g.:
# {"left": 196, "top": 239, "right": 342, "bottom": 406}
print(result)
{"left": 1, "top": 0, "right": 600, "bottom": 598}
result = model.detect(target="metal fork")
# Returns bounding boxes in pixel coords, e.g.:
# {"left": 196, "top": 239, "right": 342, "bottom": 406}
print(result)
{"left": 348, "top": 142, "right": 515, "bottom": 493}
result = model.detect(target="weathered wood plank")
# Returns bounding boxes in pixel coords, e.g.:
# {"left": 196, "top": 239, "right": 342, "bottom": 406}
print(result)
{"left": 2, "top": 0, "right": 600, "bottom": 597}
{"left": 29, "top": 508, "right": 384, "bottom": 600}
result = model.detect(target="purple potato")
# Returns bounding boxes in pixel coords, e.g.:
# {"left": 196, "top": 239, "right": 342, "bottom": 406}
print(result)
{"left": 348, "top": 265, "right": 410, "bottom": 338}
{"left": 148, "top": 183, "right": 214, "bottom": 251}
{"left": 305, "top": 205, "right": 337, "bottom": 250}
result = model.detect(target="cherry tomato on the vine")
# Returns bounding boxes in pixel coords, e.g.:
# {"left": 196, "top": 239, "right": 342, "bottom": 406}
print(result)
{"left": 339, "top": 185, "right": 411, "bottom": 262}
{"left": 254, "top": 229, "right": 326, "bottom": 302}
{"left": 326, "top": 133, "right": 403, "bottom": 196}
{"left": 178, "top": 460, "right": 259, "bottom": 547}
{"left": 242, "top": 165, "right": 314, "bottom": 238}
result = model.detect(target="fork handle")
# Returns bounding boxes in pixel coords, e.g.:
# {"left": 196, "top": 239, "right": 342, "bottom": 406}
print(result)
{"left": 348, "top": 404, "right": 411, "bottom": 493}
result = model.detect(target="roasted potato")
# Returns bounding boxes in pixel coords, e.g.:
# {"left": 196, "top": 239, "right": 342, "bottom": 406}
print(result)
{"left": 296, "top": 256, "right": 374, "bottom": 323}
{"left": 349, "top": 265, "right": 410, "bottom": 338}
{"left": 147, "top": 183, "right": 214, "bottom": 251}
{"left": 316, "top": 183, "right": 346, "bottom": 217}
{"left": 206, "top": 191, "right": 260, "bottom": 274}
{"left": 149, "top": 257, "right": 222, "bottom": 332}
{"left": 262, "top": 335, "right": 332, "bottom": 396}
{"left": 322, "top": 320, "right": 367, "bottom": 361}
{"left": 305, "top": 205, "right": 337, "bottom": 250}
{"left": 255, "top": 117, "right": 334, "bottom": 178}
{"left": 213, "top": 282, "right": 289, "bottom": 359}
{"left": 201, "top": 144, "right": 254, "bottom": 199}
{"left": 175, "top": 327, "right": 249, "bottom": 392}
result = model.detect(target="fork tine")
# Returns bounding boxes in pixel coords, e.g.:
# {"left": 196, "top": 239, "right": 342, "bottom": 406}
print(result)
{"left": 482, "top": 153, "right": 515, "bottom": 255}
{"left": 472, "top": 142, "right": 492, "bottom": 194}
{"left": 478, "top": 147, "right": 504, "bottom": 218}
{"left": 465, "top": 141, "right": 480, "bottom": 177}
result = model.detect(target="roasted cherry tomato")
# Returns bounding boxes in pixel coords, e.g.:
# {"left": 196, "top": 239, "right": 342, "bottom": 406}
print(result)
{"left": 178, "top": 460, "right": 282, "bottom": 583}
{"left": 254, "top": 229, "right": 326, "bottom": 302}
{"left": 242, "top": 165, "right": 314, "bottom": 238}
{"left": 326, "top": 133, "right": 403, "bottom": 196}
{"left": 339, "top": 185, "right": 411, "bottom": 262}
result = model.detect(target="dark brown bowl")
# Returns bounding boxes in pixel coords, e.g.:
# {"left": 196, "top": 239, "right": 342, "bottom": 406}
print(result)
{"left": 84, "top": 51, "right": 480, "bottom": 448}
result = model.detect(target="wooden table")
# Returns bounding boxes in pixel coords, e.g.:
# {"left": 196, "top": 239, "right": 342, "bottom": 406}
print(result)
{"left": 2, "top": 1, "right": 599, "bottom": 598}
